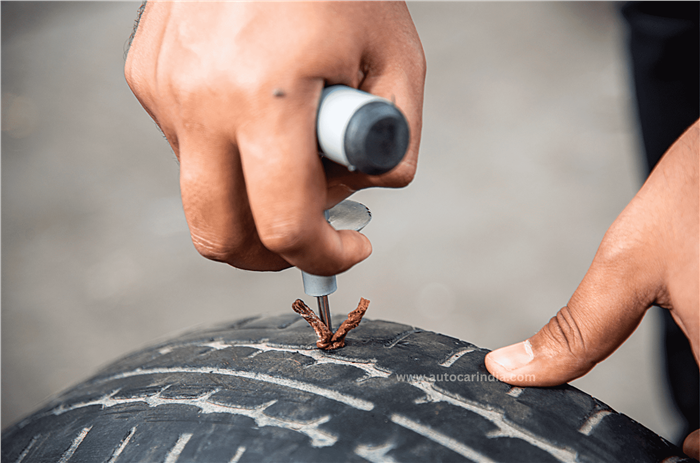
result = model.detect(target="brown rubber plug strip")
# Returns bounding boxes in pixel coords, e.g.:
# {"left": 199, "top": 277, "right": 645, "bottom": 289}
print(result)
{"left": 292, "top": 298, "right": 370, "bottom": 350}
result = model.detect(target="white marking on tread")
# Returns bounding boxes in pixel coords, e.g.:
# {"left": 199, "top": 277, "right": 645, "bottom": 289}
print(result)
{"left": 14, "top": 434, "right": 40, "bottom": 463}
{"left": 297, "top": 350, "right": 391, "bottom": 381}
{"left": 507, "top": 387, "right": 524, "bottom": 398}
{"left": 50, "top": 390, "right": 338, "bottom": 448}
{"left": 107, "top": 426, "right": 137, "bottom": 463}
{"left": 439, "top": 348, "right": 475, "bottom": 368}
{"left": 94, "top": 366, "right": 374, "bottom": 411}
{"left": 200, "top": 340, "right": 231, "bottom": 351}
{"left": 158, "top": 346, "right": 174, "bottom": 355}
{"left": 160, "top": 340, "right": 391, "bottom": 382}
{"left": 57, "top": 426, "right": 92, "bottom": 463}
{"left": 229, "top": 446, "right": 246, "bottom": 463}
{"left": 578, "top": 409, "right": 614, "bottom": 436}
{"left": 385, "top": 329, "right": 421, "bottom": 348}
{"left": 660, "top": 457, "right": 686, "bottom": 463}
{"left": 405, "top": 378, "right": 577, "bottom": 462}
{"left": 391, "top": 414, "right": 496, "bottom": 463}
{"left": 354, "top": 441, "right": 399, "bottom": 463}
{"left": 164, "top": 433, "right": 192, "bottom": 463}
{"left": 229, "top": 341, "right": 392, "bottom": 381}
{"left": 413, "top": 396, "right": 432, "bottom": 405}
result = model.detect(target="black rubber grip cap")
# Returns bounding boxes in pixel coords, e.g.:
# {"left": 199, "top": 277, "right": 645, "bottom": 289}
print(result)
{"left": 344, "top": 101, "right": 410, "bottom": 175}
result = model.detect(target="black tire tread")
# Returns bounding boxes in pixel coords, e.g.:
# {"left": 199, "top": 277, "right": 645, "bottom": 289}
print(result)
{"left": 2, "top": 314, "right": 694, "bottom": 463}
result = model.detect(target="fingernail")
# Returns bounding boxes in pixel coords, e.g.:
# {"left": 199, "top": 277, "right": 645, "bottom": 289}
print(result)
{"left": 489, "top": 340, "right": 535, "bottom": 371}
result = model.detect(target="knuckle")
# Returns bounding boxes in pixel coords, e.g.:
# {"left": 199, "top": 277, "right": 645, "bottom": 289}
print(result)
{"left": 383, "top": 160, "right": 417, "bottom": 188}
{"left": 594, "top": 212, "right": 648, "bottom": 266}
{"left": 123, "top": 64, "right": 136, "bottom": 90}
{"left": 191, "top": 235, "right": 238, "bottom": 263}
{"left": 414, "top": 48, "right": 427, "bottom": 77}
{"left": 190, "top": 231, "right": 290, "bottom": 272}
{"left": 256, "top": 218, "right": 307, "bottom": 255}
{"left": 595, "top": 232, "right": 633, "bottom": 266}
{"left": 165, "top": 71, "right": 205, "bottom": 109}
{"left": 189, "top": 227, "right": 255, "bottom": 263}
{"left": 123, "top": 52, "right": 143, "bottom": 90}
{"left": 542, "top": 306, "right": 588, "bottom": 360}
{"left": 589, "top": 223, "right": 654, "bottom": 289}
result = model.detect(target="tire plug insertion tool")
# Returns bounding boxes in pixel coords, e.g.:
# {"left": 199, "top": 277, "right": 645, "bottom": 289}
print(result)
{"left": 301, "top": 86, "right": 410, "bottom": 329}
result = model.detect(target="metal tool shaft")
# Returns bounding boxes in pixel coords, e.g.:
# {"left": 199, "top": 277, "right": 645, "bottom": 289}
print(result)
{"left": 301, "top": 201, "right": 370, "bottom": 332}
{"left": 317, "top": 295, "right": 332, "bottom": 330}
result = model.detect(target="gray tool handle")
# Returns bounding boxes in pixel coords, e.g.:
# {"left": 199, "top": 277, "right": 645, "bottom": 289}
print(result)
{"left": 301, "top": 200, "right": 371, "bottom": 297}
{"left": 317, "top": 86, "right": 410, "bottom": 175}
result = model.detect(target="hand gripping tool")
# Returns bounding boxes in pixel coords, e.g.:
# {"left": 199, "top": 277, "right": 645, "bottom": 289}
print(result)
{"left": 300, "top": 86, "right": 410, "bottom": 329}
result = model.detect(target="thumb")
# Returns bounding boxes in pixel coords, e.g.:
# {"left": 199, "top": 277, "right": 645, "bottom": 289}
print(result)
{"left": 485, "top": 123, "right": 698, "bottom": 387}
{"left": 684, "top": 429, "right": 699, "bottom": 460}
{"left": 485, "top": 215, "right": 662, "bottom": 387}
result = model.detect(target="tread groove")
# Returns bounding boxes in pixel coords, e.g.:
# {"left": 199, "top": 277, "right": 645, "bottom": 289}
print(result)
{"left": 354, "top": 441, "right": 399, "bottom": 463}
{"left": 402, "top": 377, "right": 577, "bottom": 461}
{"left": 506, "top": 387, "right": 524, "bottom": 398}
{"left": 578, "top": 410, "right": 614, "bottom": 436}
{"left": 13, "top": 434, "right": 39, "bottom": 463}
{"left": 391, "top": 414, "right": 495, "bottom": 463}
{"left": 228, "top": 446, "right": 246, "bottom": 463}
{"left": 163, "top": 433, "right": 192, "bottom": 463}
{"left": 92, "top": 366, "right": 375, "bottom": 411}
{"left": 57, "top": 427, "right": 92, "bottom": 463}
{"left": 46, "top": 389, "right": 339, "bottom": 448}
{"left": 439, "top": 348, "right": 475, "bottom": 367}
{"left": 106, "top": 426, "right": 136, "bottom": 463}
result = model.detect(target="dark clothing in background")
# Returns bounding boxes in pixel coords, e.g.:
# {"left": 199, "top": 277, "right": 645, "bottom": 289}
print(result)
{"left": 623, "top": 1, "right": 699, "bottom": 175}
{"left": 621, "top": 1, "right": 699, "bottom": 445}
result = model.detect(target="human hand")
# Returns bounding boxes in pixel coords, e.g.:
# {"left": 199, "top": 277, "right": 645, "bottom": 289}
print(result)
{"left": 485, "top": 121, "right": 699, "bottom": 458}
{"left": 125, "top": 1, "right": 425, "bottom": 274}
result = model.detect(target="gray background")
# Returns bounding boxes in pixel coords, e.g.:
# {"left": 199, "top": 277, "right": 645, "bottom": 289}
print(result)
{"left": 2, "top": 1, "right": 682, "bottom": 440}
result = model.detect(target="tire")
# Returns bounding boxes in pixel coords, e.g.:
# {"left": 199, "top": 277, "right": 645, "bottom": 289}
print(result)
{"left": 2, "top": 313, "right": 694, "bottom": 463}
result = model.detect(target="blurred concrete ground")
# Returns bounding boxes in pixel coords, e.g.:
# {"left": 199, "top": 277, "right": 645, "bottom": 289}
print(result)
{"left": 2, "top": 1, "right": 682, "bottom": 440}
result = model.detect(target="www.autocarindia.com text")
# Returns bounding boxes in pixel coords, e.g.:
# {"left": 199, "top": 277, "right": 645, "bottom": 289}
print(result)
{"left": 395, "top": 373, "right": 535, "bottom": 382}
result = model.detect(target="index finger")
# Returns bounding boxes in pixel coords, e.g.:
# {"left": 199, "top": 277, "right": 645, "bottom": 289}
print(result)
{"left": 237, "top": 80, "right": 372, "bottom": 276}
